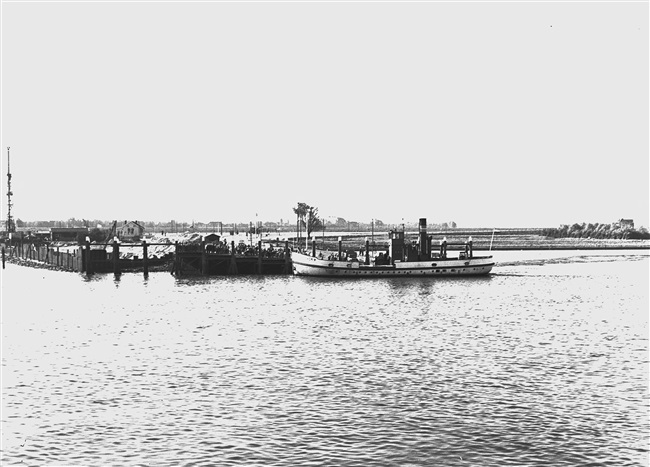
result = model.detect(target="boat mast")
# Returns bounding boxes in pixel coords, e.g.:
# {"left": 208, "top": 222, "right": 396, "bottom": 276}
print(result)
{"left": 6, "top": 147, "right": 15, "bottom": 233}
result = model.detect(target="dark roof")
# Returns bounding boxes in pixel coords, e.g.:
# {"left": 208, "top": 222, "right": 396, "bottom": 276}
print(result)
{"left": 119, "top": 221, "right": 144, "bottom": 229}
{"left": 51, "top": 227, "right": 89, "bottom": 232}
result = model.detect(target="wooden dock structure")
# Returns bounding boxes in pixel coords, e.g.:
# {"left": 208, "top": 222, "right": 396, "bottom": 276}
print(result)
{"left": 88, "top": 238, "right": 292, "bottom": 276}
{"left": 2, "top": 237, "right": 293, "bottom": 277}
{"left": 2, "top": 242, "right": 85, "bottom": 272}
{"left": 171, "top": 240, "right": 291, "bottom": 276}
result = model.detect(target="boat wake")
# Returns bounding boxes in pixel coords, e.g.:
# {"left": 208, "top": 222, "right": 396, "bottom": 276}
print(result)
{"left": 496, "top": 253, "right": 646, "bottom": 268}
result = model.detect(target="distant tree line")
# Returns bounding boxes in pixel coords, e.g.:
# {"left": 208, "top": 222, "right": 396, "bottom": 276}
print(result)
{"left": 13, "top": 215, "right": 460, "bottom": 235}
{"left": 293, "top": 202, "right": 324, "bottom": 240}
{"left": 15, "top": 218, "right": 108, "bottom": 229}
{"left": 542, "top": 223, "right": 650, "bottom": 240}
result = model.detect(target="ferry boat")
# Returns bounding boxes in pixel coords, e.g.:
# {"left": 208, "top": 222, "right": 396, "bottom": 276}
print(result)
{"left": 291, "top": 218, "right": 494, "bottom": 277}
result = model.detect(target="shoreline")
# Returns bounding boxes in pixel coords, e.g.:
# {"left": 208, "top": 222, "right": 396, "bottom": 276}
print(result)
{"left": 3, "top": 243, "right": 647, "bottom": 276}
{"left": 305, "top": 235, "right": 650, "bottom": 253}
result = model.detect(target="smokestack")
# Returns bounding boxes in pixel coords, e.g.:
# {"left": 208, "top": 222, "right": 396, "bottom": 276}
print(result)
{"left": 419, "top": 218, "right": 428, "bottom": 258}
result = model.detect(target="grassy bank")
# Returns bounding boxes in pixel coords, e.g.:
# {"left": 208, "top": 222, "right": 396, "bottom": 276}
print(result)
{"left": 303, "top": 230, "right": 650, "bottom": 253}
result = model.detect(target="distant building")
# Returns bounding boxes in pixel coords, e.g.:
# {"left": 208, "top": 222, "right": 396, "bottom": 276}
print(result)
{"left": 321, "top": 216, "right": 339, "bottom": 226}
{"left": 617, "top": 219, "right": 635, "bottom": 229}
{"left": 116, "top": 220, "right": 144, "bottom": 240}
{"left": 204, "top": 233, "right": 220, "bottom": 243}
{"left": 33, "top": 231, "right": 51, "bottom": 242}
{"left": 51, "top": 227, "right": 89, "bottom": 242}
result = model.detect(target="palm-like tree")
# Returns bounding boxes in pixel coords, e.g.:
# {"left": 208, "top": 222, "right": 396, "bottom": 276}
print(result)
{"left": 305, "top": 206, "right": 323, "bottom": 240}
{"left": 293, "top": 202, "right": 324, "bottom": 248}
{"left": 293, "top": 202, "right": 309, "bottom": 243}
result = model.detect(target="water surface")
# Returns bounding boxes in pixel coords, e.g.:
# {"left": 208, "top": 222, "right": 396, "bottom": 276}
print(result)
{"left": 2, "top": 250, "right": 648, "bottom": 466}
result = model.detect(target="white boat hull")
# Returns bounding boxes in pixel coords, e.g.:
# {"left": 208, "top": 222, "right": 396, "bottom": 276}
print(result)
{"left": 291, "top": 252, "right": 494, "bottom": 277}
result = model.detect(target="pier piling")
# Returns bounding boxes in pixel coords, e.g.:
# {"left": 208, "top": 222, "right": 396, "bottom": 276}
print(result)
{"left": 200, "top": 239, "right": 207, "bottom": 275}
{"left": 228, "top": 241, "right": 238, "bottom": 274}
{"left": 365, "top": 238, "right": 370, "bottom": 265}
{"left": 173, "top": 241, "right": 181, "bottom": 276}
{"left": 85, "top": 240, "right": 92, "bottom": 275}
{"left": 143, "top": 240, "right": 149, "bottom": 276}
{"left": 113, "top": 240, "right": 120, "bottom": 275}
{"left": 2, "top": 247, "right": 5, "bottom": 269}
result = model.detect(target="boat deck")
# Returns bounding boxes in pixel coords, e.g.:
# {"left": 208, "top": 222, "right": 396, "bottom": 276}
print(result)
{"left": 291, "top": 252, "right": 494, "bottom": 277}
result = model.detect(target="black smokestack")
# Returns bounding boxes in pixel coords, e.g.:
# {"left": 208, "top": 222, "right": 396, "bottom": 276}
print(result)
{"left": 419, "top": 218, "right": 428, "bottom": 259}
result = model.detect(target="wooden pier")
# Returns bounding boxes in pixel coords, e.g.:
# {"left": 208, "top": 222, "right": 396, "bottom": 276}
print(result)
{"left": 2, "top": 237, "right": 293, "bottom": 276}
{"left": 2, "top": 241, "right": 85, "bottom": 272}
{"left": 171, "top": 240, "right": 291, "bottom": 276}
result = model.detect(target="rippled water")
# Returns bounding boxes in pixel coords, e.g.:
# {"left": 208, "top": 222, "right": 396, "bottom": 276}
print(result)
{"left": 2, "top": 250, "right": 648, "bottom": 466}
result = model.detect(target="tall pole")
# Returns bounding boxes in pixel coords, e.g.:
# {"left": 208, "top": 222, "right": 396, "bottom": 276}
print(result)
{"left": 6, "top": 147, "right": 15, "bottom": 233}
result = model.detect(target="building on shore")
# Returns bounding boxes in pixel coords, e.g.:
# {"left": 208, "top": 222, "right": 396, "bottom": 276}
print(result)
{"left": 617, "top": 219, "right": 634, "bottom": 229}
{"left": 51, "top": 227, "right": 89, "bottom": 242}
{"left": 116, "top": 221, "right": 144, "bottom": 241}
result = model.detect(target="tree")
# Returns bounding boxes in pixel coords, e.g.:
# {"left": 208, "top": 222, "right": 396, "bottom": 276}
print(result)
{"left": 88, "top": 227, "right": 107, "bottom": 243}
{"left": 306, "top": 206, "right": 323, "bottom": 240}
{"left": 293, "top": 202, "right": 310, "bottom": 241}
{"left": 569, "top": 223, "right": 583, "bottom": 238}
{"left": 293, "top": 202, "right": 324, "bottom": 242}
{"left": 630, "top": 227, "right": 650, "bottom": 240}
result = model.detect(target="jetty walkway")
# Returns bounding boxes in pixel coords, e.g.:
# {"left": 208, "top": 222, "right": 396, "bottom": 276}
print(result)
{"left": 1, "top": 238, "right": 293, "bottom": 276}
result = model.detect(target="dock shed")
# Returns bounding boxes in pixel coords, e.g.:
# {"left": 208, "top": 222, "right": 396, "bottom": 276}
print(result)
{"left": 51, "top": 227, "right": 89, "bottom": 242}
{"left": 204, "top": 233, "right": 221, "bottom": 243}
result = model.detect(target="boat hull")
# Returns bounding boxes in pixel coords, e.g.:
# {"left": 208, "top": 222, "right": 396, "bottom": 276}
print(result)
{"left": 291, "top": 252, "right": 494, "bottom": 277}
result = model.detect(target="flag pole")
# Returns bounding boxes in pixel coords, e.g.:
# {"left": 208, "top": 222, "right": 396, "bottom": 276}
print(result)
{"left": 489, "top": 228, "right": 496, "bottom": 251}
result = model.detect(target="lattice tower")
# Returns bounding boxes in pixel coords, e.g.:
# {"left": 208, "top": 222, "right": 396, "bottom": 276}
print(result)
{"left": 6, "top": 147, "right": 15, "bottom": 233}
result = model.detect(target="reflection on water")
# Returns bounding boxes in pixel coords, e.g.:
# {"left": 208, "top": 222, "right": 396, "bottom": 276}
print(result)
{"left": 2, "top": 250, "right": 648, "bottom": 466}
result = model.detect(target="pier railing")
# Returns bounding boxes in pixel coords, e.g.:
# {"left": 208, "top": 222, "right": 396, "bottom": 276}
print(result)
{"left": 1, "top": 238, "right": 293, "bottom": 276}
{"left": 2, "top": 243, "right": 84, "bottom": 272}
{"left": 172, "top": 240, "right": 291, "bottom": 276}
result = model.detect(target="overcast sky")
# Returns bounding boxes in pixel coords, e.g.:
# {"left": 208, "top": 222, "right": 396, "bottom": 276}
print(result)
{"left": 1, "top": 1, "right": 648, "bottom": 228}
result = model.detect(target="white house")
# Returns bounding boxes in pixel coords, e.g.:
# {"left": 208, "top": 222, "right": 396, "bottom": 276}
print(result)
{"left": 618, "top": 219, "right": 634, "bottom": 229}
{"left": 116, "top": 220, "right": 145, "bottom": 240}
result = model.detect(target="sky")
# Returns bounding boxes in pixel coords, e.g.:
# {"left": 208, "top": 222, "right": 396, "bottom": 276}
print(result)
{"left": 1, "top": 0, "right": 648, "bottom": 229}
